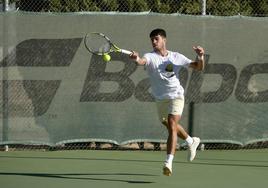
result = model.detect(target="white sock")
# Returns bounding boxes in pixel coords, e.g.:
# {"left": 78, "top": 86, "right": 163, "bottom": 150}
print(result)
{"left": 186, "top": 136, "right": 194, "bottom": 146}
{"left": 165, "top": 154, "right": 174, "bottom": 164}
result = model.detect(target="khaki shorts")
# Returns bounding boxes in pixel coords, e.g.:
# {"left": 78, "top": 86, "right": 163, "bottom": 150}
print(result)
{"left": 156, "top": 98, "right": 185, "bottom": 123}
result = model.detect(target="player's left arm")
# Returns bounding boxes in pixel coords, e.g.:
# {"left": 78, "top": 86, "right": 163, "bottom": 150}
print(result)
{"left": 189, "top": 46, "right": 205, "bottom": 71}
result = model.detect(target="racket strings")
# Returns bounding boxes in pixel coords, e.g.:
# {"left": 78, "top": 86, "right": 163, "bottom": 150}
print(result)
{"left": 85, "top": 34, "right": 111, "bottom": 54}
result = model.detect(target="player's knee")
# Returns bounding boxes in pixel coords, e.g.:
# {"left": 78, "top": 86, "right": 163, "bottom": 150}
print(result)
{"left": 161, "top": 118, "right": 177, "bottom": 133}
{"left": 167, "top": 121, "right": 177, "bottom": 133}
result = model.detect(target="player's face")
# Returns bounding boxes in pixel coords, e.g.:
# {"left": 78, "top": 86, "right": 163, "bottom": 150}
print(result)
{"left": 150, "top": 35, "right": 166, "bottom": 51}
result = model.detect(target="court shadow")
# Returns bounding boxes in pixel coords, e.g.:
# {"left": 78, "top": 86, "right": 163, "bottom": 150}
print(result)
{"left": 1, "top": 155, "right": 267, "bottom": 168}
{"left": 197, "top": 157, "right": 268, "bottom": 163}
{"left": 0, "top": 172, "right": 156, "bottom": 184}
{"left": 174, "top": 160, "right": 268, "bottom": 168}
{"left": 0, "top": 155, "right": 162, "bottom": 163}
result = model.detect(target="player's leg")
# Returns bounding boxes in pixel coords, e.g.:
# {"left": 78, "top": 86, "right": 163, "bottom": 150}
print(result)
{"left": 170, "top": 98, "right": 200, "bottom": 162}
{"left": 161, "top": 117, "right": 200, "bottom": 159}
{"left": 162, "top": 114, "right": 179, "bottom": 176}
{"left": 175, "top": 121, "right": 200, "bottom": 161}
{"left": 166, "top": 114, "right": 180, "bottom": 155}
{"left": 156, "top": 100, "right": 174, "bottom": 176}
{"left": 161, "top": 119, "right": 188, "bottom": 139}
{"left": 157, "top": 98, "right": 200, "bottom": 176}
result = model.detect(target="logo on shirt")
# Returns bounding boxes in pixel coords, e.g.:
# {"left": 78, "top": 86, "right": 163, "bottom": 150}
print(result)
{"left": 162, "top": 62, "right": 175, "bottom": 78}
{"left": 165, "top": 63, "right": 173, "bottom": 72}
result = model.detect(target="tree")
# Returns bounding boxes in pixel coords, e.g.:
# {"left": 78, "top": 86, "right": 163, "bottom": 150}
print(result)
{"left": 14, "top": 0, "right": 268, "bottom": 16}
{"left": 132, "top": 0, "right": 149, "bottom": 12}
{"left": 238, "top": 0, "right": 253, "bottom": 16}
{"left": 206, "top": 0, "right": 240, "bottom": 16}
{"left": 97, "top": 0, "right": 118, "bottom": 12}
{"left": 250, "top": 0, "right": 268, "bottom": 16}
{"left": 178, "top": 0, "right": 201, "bottom": 15}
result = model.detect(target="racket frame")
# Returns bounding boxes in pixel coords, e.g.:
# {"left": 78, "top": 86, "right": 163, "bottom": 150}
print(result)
{"left": 84, "top": 32, "right": 132, "bottom": 55}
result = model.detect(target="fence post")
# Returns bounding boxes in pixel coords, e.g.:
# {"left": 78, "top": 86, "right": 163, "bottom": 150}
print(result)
{"left": 188, "top": 102, "right": 195, "bottom": 136}
{"left": 201, "top": 0, "right": 206, "bottom": 15}
{"left": 2, "top": 0, "right": 10, "bottom": 151}
{"left": 3, "top": 0, "right": 10, "bottom": 11}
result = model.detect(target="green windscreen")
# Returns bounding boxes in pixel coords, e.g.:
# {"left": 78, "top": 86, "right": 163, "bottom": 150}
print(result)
{"left": 0, "top": 12, "right": 268, "bottom": 146}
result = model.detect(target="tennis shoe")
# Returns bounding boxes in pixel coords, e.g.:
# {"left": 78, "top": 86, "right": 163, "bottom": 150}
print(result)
{"left": 163, "top": 162, "right": 172, "bottom": 176}
{"left": 188, "top": 137, "right": 200, "bottom": 162}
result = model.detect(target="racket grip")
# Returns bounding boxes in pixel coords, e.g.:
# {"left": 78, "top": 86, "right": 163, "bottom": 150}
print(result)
{"left": 120, "top": 49, "right": 133, "bottom": 55}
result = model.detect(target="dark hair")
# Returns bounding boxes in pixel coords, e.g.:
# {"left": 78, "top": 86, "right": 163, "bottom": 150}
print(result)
{"left": 149, "top": 28, "right": 167, "bottom": 38}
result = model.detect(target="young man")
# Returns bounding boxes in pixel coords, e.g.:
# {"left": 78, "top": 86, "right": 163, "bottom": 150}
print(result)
{"left": 130, "top": 28, "right": 205, "bottom": 176}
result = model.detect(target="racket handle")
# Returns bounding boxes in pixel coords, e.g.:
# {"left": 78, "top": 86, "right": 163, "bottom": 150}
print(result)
{"left": 120, "top": 49, "right": 133, "bottom": 55}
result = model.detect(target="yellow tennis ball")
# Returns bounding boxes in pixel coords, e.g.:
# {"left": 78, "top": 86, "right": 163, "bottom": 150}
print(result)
{"left": 103, "top": 54, "right": 111, "bottom": 62}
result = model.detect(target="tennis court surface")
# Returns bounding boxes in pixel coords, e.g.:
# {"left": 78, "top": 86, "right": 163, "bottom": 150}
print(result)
{"left": 0, "top": 149, "right": 267, "bottom": 188}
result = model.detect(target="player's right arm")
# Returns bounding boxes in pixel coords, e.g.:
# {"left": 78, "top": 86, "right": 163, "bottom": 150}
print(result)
{"left": 130, "top": 51, "right": 147, "bottom": 65}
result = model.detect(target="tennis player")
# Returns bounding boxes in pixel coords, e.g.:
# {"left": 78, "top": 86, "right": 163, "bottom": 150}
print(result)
{"left": 130, "top": 28, "right": 205, "bottom": 176}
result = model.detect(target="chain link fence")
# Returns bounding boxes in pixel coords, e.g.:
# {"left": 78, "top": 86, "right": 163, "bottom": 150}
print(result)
{"left": 2, "top": 0, "right": 268, "bottom": 16}
{"left": 1, "top": 142, "right": 268, "bottom": 152}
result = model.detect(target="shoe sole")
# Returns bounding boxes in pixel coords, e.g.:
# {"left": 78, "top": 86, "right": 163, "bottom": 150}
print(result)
{"left": 163, "top": 166, "right": 172, "bottom": 176}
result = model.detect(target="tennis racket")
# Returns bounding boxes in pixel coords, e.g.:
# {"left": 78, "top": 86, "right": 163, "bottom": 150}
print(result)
{"left": 84, "top": 32, "right": 132, "bottom": 55}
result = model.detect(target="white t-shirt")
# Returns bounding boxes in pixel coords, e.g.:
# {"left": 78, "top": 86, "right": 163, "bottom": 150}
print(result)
{"left": 143, "top": 50, "right": 192, "bottom": 100}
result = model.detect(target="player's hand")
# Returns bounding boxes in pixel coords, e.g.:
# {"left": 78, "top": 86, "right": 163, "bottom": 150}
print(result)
{"left": 130, "top": 51, "right": 140, "bottom": 61}
{"left": 130, "top": 51, "right": 139, "bottom": 58}
{"left": 193, "top": 46, "right": 205, "bottom": 57}
{"left": 129, "top": 51, "right": 146, "bottom": 65}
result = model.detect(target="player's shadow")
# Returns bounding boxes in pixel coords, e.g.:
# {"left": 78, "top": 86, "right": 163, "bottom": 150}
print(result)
{"left": 0, "top": 172, "right": 156, "bottom": 184}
